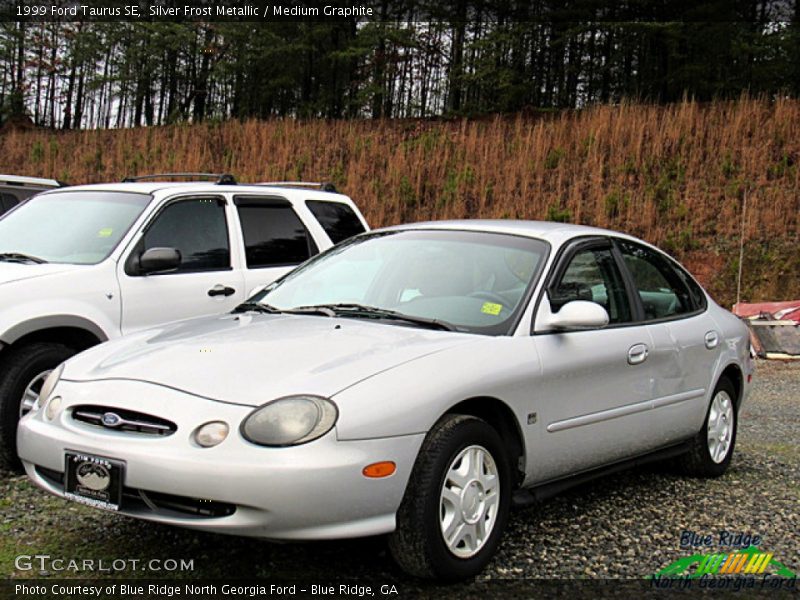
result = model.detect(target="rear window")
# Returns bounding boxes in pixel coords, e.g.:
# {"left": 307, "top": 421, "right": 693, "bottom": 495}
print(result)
{"left": 305, "top": 200, "right": 366, "bottom": 244}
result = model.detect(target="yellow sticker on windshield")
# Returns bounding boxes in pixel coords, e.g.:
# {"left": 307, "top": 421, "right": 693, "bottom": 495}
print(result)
{"left": 481, "top": 302, "right": 503, "bottom": 316}
{"left": 97, "top": 228, "right": 113, "bottom": 238}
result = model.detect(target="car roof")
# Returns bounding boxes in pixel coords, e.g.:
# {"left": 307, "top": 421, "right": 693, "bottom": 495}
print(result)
{"left": 38, "top": 182, "right": 356, "bottom": 204}
{"left": 380, "top": 219, "right": 640, "bottom": 245}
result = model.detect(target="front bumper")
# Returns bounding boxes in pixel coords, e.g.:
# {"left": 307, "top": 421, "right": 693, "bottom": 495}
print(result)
{"left": 17, "top": 379, "right": 424, "bottom": 540}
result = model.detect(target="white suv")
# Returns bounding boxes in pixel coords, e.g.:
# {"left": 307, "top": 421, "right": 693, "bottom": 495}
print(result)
{"left": 0, "top": 174, "right": 368, "bottom": 468}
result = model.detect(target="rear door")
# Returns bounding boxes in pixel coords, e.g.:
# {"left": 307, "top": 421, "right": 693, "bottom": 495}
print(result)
{"left": 232, "top": 195, "right": 321, "bottom": 297}
{"left": 529, "top": 238, "right": 658, "bottom": 481}
{"left": 117, "top": 195, "right": 245, "bottom": 334}
{"left": 615, "top": 239, "right": 717, "bottom": 442}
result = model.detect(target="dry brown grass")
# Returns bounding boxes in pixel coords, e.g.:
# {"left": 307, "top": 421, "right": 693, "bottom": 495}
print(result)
{"left": 1, "top": 96, "right": 798, "bottom": 305}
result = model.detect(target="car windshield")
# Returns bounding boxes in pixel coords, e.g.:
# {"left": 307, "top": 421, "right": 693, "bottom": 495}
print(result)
{"left": 251, "top": 229, "right": 549, "bottom": 335}
{"left": 0, "top": 191, "right": 151, "bottom": 265}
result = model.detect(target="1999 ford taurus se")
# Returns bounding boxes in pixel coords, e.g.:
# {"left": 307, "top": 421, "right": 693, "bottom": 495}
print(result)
{"left": 18, "top": 221, "right": 752, "bottom": 580}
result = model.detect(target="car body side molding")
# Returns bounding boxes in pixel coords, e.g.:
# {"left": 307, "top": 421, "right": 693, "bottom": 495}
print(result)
{"left": 547, "top": 388, "right": 705, "bottom": 433}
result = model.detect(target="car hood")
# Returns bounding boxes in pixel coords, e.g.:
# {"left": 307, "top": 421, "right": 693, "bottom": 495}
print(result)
{"left": 0, "top": 262, "right": 80, "bottom": 285}
{"left": 63, "top": 313, "right": 477, "bottom": 406}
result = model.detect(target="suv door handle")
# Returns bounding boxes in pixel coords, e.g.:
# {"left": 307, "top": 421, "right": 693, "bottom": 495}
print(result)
{"left": 704, "top": 330, "right": 720, "bottom": 349}
{"left": 208, "top": 285, "right": 235, "bottom": 297}
{"left": 627, "top": 343, "right": 649, "bottom": 365}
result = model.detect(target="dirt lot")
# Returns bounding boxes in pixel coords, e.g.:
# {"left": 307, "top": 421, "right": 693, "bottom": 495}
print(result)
{"left": 1, "top": 361, "right": 797, "bottom": 587}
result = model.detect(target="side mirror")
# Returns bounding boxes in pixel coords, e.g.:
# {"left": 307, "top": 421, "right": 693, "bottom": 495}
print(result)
{"left": 138, "top": 247, "right": 181, "bottom": 275}
{"left": 537, "top": 299, "right": 609, "bottom": 331}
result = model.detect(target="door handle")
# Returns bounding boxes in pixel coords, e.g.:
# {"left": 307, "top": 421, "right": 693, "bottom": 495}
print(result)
{"left": 704, "top": 330, "right": 720, "bottom": 349}
{"left": 208, "top": 285, "right": 235, "bottom": 298}
{"left": 627, "top": 343, "right": 649, "bottom": 365}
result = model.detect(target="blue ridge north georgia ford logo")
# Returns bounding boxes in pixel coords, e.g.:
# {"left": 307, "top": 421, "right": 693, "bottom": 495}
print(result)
{"left": 75, "top": 462, "right": 111, "bottom": 492}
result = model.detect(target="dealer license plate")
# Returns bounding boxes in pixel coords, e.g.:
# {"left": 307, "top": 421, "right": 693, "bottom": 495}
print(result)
{"left": 64, "top": 452, "right": 124, "bottom": 511}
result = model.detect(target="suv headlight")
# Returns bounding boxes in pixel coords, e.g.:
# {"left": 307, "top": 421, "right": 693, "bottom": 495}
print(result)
{"left": 241, "top": 395, "right": 338, "bottom": 447}
{"left": 33, "top": 364, "right": 64, "bottom": 413}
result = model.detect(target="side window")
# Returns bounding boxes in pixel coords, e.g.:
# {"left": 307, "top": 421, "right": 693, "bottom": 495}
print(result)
{"left": 305, "top": 200, "right": 366, "bottom": 244}
{"left": 235, "top": 197, "right": 319, "bottom": 268}
{"left": 618, "top": 241, "right": 696, "bottom": 320}
{"left": 676, "top": 265, "right": 707, "bottom": 311}
{"left": 142, "top": 197, "right": 230, "bottom": 273}
{"left": 551, "top": 246, "right": 632, "bottom": 324}
{"left": 0, "top": 192, "right": 19, "bottom": 213}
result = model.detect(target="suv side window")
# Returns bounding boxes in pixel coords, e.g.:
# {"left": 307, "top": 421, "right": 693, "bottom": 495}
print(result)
{"left": 618, "top": 240, "right": 696, "bottom": 320}
{"left": 142, "top": 197, "right": 230, "bottom": 273}
{"left": 305, "top": 200, "right": 366, "bottom": 244}
{"left": 234, "top": 196, "right": 319, "bottom": 268}
{"left": 551, "top": 245, "right": 632, "bottom": 324}
{"left": 0, "top": 192, "right": 19, "bottom": 213}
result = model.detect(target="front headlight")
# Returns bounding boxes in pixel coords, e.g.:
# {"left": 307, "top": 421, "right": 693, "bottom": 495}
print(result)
{"left": 32, "top": 364, "right": 64, "bottom": 413}
{"left": 241, "top": 395, "right": 338, "bottom": 447}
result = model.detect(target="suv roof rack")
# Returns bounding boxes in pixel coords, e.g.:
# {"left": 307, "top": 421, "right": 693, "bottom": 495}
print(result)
{"left": 257, "top": 181, "right": 338, "bottom": 193}
{"left": 122, "top": 173, "right": 237, "bottom": 185}
{"left": 0, "top": 174, "right": 63, "bottom": 188}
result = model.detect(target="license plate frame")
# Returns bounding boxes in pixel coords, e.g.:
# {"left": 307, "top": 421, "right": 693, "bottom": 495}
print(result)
{"left": 64, "top": 452, "right": 124, "bottom": 511}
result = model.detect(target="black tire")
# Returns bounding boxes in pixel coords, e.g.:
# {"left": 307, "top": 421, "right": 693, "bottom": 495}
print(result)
{"left": 678, "top": 377, "right": 738, "bottom": 478}
{"left": 0, "top": 342, "right": 75, "bottom": 471}
{"left": 388, "top": 414, "right": 512, "bottom": 581}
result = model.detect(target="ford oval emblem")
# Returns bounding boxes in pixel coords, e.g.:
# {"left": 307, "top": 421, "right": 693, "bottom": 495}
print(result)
{"left": 102, "top": 412, "right": 122, "bottom": 427}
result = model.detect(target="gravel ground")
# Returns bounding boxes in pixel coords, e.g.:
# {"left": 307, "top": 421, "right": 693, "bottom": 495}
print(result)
{"left": 1, "top": 361, "right": 797, "bottom": 588}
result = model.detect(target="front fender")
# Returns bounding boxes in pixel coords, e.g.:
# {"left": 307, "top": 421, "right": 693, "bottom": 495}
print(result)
{"left": 332, "top": 337, "right": 539, "bottom": 441}
{"left": 0, "top": 264, "right": 120, "bottom": 346}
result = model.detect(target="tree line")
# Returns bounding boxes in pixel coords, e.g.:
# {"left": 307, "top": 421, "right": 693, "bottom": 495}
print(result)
{"left": 1, "top": 0, "right": 798, "bottom": 129}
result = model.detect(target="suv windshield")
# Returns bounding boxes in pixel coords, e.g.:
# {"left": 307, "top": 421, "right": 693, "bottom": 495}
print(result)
{"left": 0, "top": 191, "right": 151, "bottom": 265}
{"left": 252, "top": 229, "right": 549, "bottom": 335}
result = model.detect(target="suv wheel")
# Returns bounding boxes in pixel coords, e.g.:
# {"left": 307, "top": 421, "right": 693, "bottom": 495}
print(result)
{"left": 388, "top": 414, "right": 511, "bottom": 581}
{"left": 0, "top": 343, "right": 75, "bottom": 471}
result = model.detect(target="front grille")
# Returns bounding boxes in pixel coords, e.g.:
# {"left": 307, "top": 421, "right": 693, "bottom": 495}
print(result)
{"left": 71, "top": 405, "right": 177, "bottom": 436}
{"left": 33, "top": 465, "right": 235, "bottom": 519}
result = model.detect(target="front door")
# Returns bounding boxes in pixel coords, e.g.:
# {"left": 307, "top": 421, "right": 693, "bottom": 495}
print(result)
{"left": 528, "top": 240, "right": 656, "bottom": 482}
{"left": 117, "top": 196, "right": 245, "bottom": 334}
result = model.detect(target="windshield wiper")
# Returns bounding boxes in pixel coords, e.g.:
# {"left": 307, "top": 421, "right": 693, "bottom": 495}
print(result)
{"left": 231, "top": 302, "right": 283, "bottom": 315}
{"left": 231, "top": 302, "right": 337, "bottom": 317}
{"left": 290, "top": 303, "right": 457, "bottom": 332}
{"left": 0, "top": 252, "right": 48, "bottom": 264}
{"left": 284, "top": 306, "right": 338, "bottom": 317}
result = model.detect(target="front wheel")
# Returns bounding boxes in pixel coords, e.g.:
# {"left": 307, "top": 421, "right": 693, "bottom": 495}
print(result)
{"left": 678, "top": 377, "right": 738, "bottom": 478}
{"left": 388, "top": 414, "right": 511, "bottom": 581}
{"left": 0, "top": 342, "right": 75, "bottom": 471}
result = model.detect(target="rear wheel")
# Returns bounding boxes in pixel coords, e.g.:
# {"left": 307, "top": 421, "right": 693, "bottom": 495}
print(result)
{"left": 0, "top": 343, "right": 75, "bottom": 471}
{"left": 388, "top": 414, "right": 511, "bottom": 581}
{"left": 678, "top": 377, "right": 738, "bottom": 478}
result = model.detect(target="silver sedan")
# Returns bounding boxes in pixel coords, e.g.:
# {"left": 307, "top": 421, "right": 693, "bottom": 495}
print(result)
{"left": 17, "top": 220, "right": 752, "bottom": 581}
